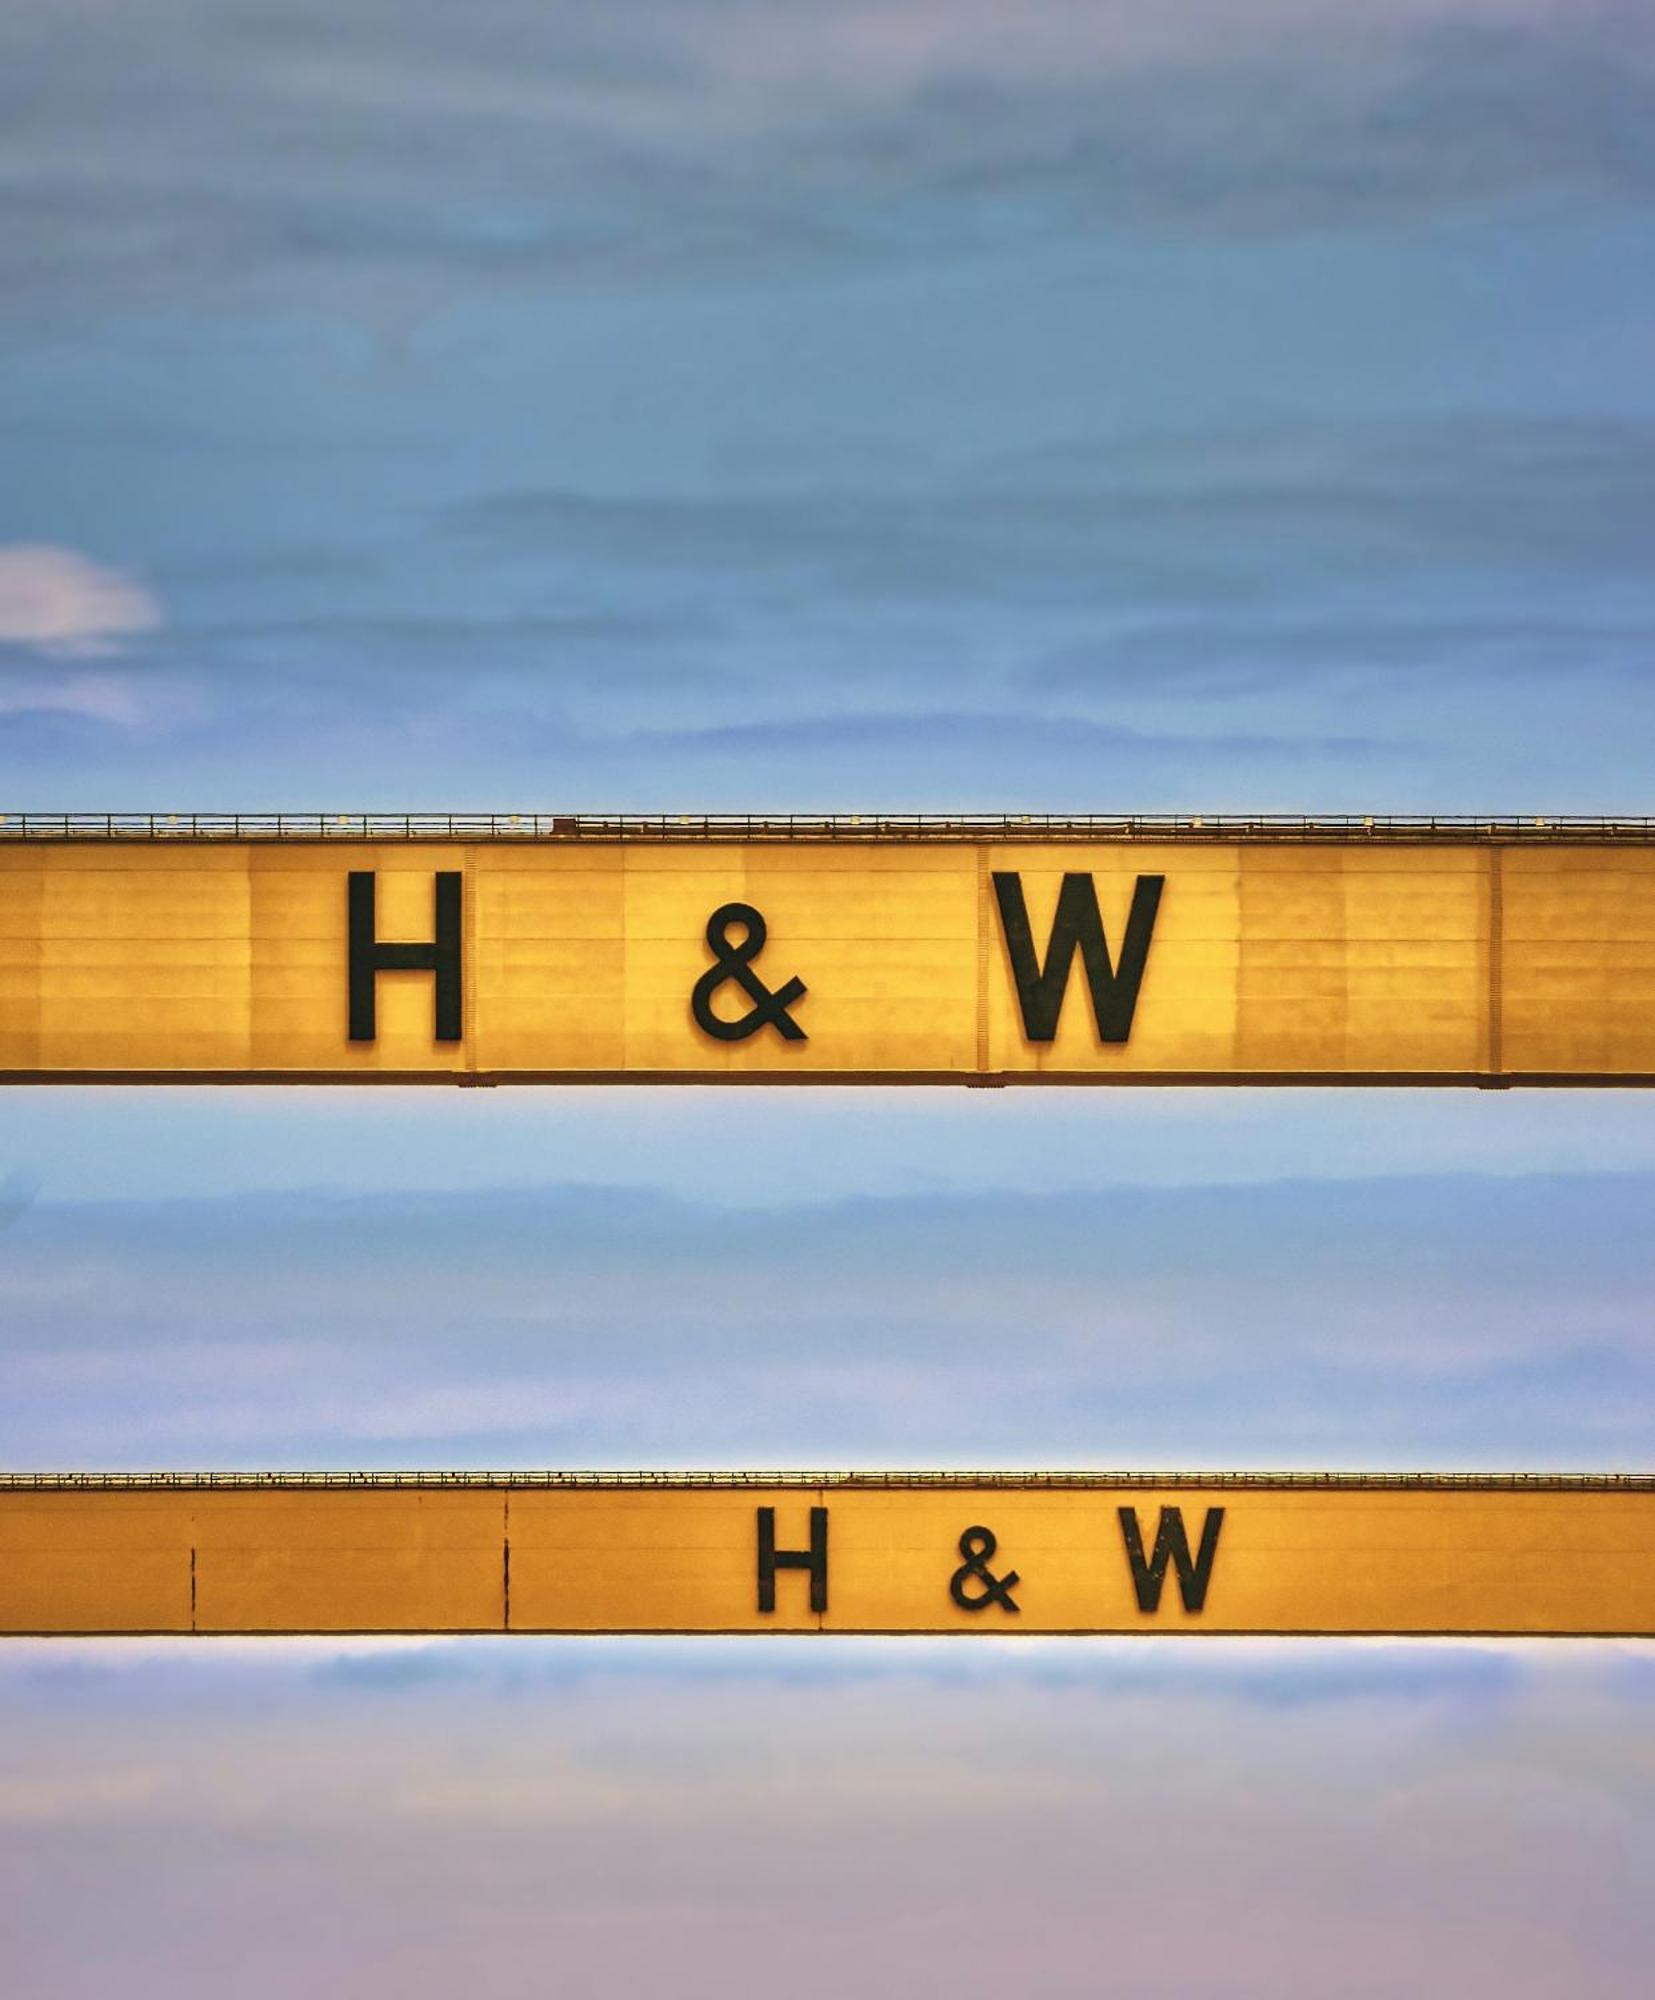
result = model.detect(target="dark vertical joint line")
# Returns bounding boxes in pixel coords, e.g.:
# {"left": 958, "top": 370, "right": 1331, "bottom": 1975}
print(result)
{"left": 1488, "top": 846, "right": 1505, "bottom": 1075}
{"left": 464, "top": 855, "right": 479, "bottom": 1070}
{"left": 503, "top": 1494, "right": 511, "bottom": 1632}
{"left": 189, "top": 1545, "right": 197, "bottom": 1633}
{"left": 974, "top": 850, "right": 991, "bottom": 1074}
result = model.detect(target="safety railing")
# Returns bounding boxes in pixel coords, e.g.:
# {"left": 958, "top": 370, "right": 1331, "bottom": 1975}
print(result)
{"left": 2, "top": 1469, "right": 1649, "bottom": 1491}
{"left": 0, "top": 814, "right": 1651, "bottom": 843}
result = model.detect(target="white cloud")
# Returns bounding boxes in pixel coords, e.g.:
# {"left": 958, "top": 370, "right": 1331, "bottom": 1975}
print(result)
{"left": 0, "top": 544, "right": 161, "bottom": 658}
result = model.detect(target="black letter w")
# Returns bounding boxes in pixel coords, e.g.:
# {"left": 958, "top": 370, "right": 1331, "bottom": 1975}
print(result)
{"left": 1118, "top": 1506, "right": 1224, "bottom": 1614}
{"left": 991, "top": 873, "right": 1163, "bottom": 1042}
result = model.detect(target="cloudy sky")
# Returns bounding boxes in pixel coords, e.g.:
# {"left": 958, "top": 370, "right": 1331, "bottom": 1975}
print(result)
{"left": 2, "top": 1, "right": 1653, "bottom": 1992}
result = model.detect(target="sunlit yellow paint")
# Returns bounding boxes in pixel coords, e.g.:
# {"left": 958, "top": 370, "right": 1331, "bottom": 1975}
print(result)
{"left": 1, "top": 836, "right": 1654, "bottom": 1079}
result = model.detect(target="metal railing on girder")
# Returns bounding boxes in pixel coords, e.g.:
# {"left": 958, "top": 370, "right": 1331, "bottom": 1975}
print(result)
{"left": 0, "top": 813, "right": 1651, "bottom": 843}
{"left": 2, "top": 1469, "right": 1649, "bottom": 1491}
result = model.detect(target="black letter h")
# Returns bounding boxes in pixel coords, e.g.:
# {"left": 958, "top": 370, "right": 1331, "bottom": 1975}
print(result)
{"left": 348, "top": 871, "right": 463, "bottom": 1042}
{"left": 756, "top": 1505, "right": 828, "bottom": 1614}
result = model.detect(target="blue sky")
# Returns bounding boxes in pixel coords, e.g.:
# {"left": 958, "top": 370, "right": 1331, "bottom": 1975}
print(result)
{"left": 2, "top": 1, "right": 1653, "bottom": 1991}
{"left": 4, "top": 2, "right": 1655, "bottom": 806}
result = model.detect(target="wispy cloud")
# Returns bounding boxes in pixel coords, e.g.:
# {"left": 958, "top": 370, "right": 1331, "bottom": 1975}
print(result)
{"left": 2, "top": 3, "right": 1651, "bottom": 316}
{"left": 0, "top": 546, "right": 168, "bottom": 732}
{"left": 0, "top": 546, "right": 160, "bottom": 658}
{"left": 616, "top": 709, "right": 1395, "bottom": 763}
{"left": 0, "top": 1640, "right": 1647, "bottom": 1997}
{"left": 2, "top": 1173, "right": 1648, "bottom": 1467}
{"left": 438, "top": 418, "right": 1655, "bottom": 601}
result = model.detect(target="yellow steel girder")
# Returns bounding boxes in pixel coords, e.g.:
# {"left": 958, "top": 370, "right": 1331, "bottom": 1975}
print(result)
{"left": 2, "top": 829, "right": 1655, "bottom": 1081}
{"left": 2, "top": 1475, "right": 1649, "bottom": 1637}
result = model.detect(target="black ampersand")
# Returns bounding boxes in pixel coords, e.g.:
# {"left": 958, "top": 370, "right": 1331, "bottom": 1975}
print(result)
{"left": 690, "top": 902, "right": 808, "bottom": 1043}
{"left": 949, "top": 1525, "right": 1021, "bottom": 1614}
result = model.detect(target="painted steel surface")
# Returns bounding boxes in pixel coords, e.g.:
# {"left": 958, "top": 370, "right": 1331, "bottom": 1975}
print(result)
{"left": 2, "top": 829, "right": 1655, "bottom": 1081}
{"left": 1, "top": 1476, "right": 1649, "bottom": 1636}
